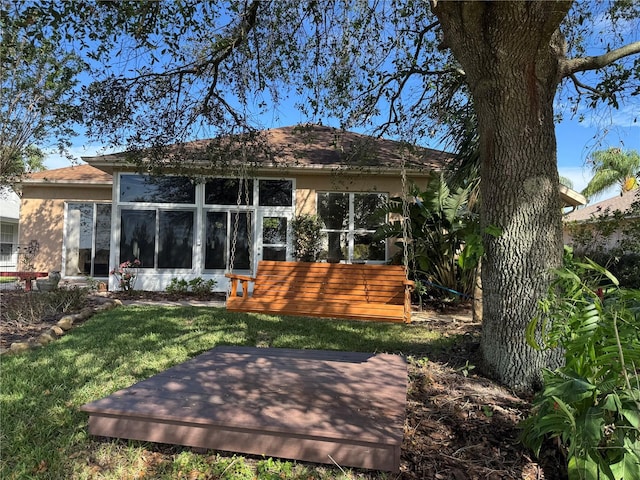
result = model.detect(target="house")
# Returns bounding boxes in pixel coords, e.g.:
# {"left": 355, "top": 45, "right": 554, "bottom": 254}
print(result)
{"left": 18, "top": 124, "right": 588, "bottom": 292}
{"left": 19, "top": 125, "right": 450, "bottom": 291}
{"left": 563, "top": 189, "right": 639, "bottom": 254}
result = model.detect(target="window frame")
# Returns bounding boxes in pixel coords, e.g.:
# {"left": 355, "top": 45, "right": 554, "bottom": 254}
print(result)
{"left": 316, "top": 191, "right": 388, "bottom": 264}
{"left": 63, "top": 202, "right": 112, "bottom": 278}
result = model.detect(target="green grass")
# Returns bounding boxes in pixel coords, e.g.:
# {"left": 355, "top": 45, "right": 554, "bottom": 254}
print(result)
{"left": 0, "top": 276, "right": 18, "bottom": 284}
{"left": 1, "top": 305, "right": 453, "bottom": 479}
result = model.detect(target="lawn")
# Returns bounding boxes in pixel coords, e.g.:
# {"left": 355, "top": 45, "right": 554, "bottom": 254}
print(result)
{"left": 1, "top": 304, "right": 457, "bottom": 479}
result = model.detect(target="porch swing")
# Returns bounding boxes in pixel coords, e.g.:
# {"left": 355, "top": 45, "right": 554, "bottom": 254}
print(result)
{"left": 224, "top": 148, "right": 415, "bottom": 324}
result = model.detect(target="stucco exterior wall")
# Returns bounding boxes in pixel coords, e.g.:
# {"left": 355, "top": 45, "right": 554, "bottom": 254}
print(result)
{"left": 19, "top": 185, "right": 112, "bottom": 273}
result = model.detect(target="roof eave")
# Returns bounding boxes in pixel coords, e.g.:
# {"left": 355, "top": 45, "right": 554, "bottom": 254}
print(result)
{"left": 82, "top": 157, "right": 438, "bottom": 177}
{"left": 559, "top": 184, "right": 587, "bottom": 208}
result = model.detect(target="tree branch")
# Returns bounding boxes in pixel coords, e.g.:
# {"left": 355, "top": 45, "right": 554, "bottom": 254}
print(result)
{"left": 569, "top": 73, "right": 601, "bottom": 95}
{"left": 562, "top": 41, "right": 640, "bottom": 77}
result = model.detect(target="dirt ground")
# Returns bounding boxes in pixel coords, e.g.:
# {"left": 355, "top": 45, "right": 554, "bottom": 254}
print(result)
{"left": 0, "top": 290, "right": 565, "bottom": 479}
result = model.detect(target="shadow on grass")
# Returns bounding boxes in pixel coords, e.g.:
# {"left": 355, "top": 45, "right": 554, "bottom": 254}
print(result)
{"left": 0, "top": 304, "right": 466, "bottom": 478}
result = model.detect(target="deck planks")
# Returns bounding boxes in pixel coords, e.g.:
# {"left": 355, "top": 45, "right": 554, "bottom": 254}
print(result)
{"left": 80, "top": 346, "right": 407, "bottom": 471}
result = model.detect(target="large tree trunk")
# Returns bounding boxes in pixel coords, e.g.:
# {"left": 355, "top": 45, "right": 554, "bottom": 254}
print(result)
{"left": 432, "top": 1, "right": 571, "bottom": 393}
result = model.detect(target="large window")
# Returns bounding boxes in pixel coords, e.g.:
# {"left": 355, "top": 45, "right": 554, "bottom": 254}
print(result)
{"left": 115, "top": 174, "right": 293, "bottom": 273}
{"left": 119, "top": 210, "right": 156, "bottom": 267}
{"left": 158, "top": 211, "right": 194, "bottom": 268}
{"left": 120, "top": 209, "right": 195, "bottom": 269}
{"left": 317, "top": 192, "right": 387, "bottom": 263}
{"left": 204, "top": 211, "right": 251, "bottom": 270}
{"left": 120, "top": 175, "right": 196, "bottom": 203}
{"left": 65, "top": 203, "right": 112, "bottom": 276}
{"left": 205, "top": 179, "right": 253, "bottom": 205}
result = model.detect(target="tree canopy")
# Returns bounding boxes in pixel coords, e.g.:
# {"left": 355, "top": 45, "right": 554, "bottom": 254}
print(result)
{"left": 0, "top": 1, "right": 84, "bottom": 186}
{"left": 11, "top": 0, "right": 640, "bottom": 391}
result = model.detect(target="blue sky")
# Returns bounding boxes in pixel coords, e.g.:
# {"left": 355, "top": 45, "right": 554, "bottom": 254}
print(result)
{"left": 555, "top": 102, "right": 639, "bottom": 199}
{"left": 42, "top": 7, "right": 639, "bottom": 206}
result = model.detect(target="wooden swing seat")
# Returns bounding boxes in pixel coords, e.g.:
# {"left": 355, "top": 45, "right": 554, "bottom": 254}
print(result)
{"left": 225, "top": 260, "right": 414, "bottom": 323}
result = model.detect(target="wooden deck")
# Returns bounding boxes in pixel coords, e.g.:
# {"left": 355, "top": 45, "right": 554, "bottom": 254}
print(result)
{"left": 80, "top": 346, "right": 407, "bottom": 472}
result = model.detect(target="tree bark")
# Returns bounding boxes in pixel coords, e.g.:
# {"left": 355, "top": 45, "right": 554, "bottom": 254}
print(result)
{"left": 432, "top": 1, "right": 571, "bottom": 392}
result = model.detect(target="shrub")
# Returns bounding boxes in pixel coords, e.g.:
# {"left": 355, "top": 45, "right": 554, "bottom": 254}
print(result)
{"left": 521, "top": 252, "right": 640, "bottom": 479}
{"left": 188, "top": 277, "right": 216, "bottom": 297}
{"left": 291, "top": 214, "right": 324, "bottom": 262}
{"left": 110, "top": 259, "right": 141, "bottom": 291}
{"left": 566, "top": 193, "right": 640, "bottom": 289}
{"left": 166, "top": 277, "right": 217, "bottom": 298}
{"left": 166, "top": 278, "right": 189, "bottom": 295}
{"left": 1, "top": 287, "right": 89, "bottom": 325}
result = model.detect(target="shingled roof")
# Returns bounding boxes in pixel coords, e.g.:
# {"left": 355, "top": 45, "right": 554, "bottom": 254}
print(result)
{"left": 21, "top": 164, "right": 112, "bottom": 185}
{"left": 564, "top": 189, "right": 639, "bottom": 222}
{"left": 82, "top": 125, "right": 452, "bottom": 174}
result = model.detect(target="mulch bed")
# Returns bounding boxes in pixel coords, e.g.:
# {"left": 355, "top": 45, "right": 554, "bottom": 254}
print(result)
{"left": 0, "top": 289, "right": 566, "bottom": 478}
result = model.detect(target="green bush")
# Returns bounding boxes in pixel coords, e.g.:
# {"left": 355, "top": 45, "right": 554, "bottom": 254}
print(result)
{"left": 166, "top": 278, "right": 189, "bottom": 294}
{"left": 521, "top": 252, "right": 640, "bottom": 479}
{"left": 566, "top": 193, "right": 640, "bottom": 290}
{"left": 591, "top": 252, "right": 640, "bottom": 290}
{"left": 188, "top": 277, "right": 216, "bottom": 297}
{"left": 291, "top": 214, "right": 324, "bottom": 262}
{"left": 166, "top": 277, "right": 217, "bottom": 298}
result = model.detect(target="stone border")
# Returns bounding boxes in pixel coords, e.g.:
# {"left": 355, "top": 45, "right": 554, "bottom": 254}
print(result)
{"left": 1, "top": 297, "right": 122, "bottom": 356}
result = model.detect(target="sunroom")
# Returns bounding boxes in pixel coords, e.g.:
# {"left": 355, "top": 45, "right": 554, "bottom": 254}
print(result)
{"left": 19, "top": 125, "right": 449, "bottom": 291}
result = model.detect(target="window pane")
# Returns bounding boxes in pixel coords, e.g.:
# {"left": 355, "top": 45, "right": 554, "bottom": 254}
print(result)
{"left": 204, "top": 212, "right": 227, "bottom": 270}
{"left": 120, "top": 210, "right": 156, "bottom": 268}
{"left": 120, "top": 175, "right": 195, "bottom": 203}
{"left": 230, "top": 212, "right": 251, "bottom": 269}
{"left": 263, "top": 246, "right": 286, "bottom": 261}
{"left": 354, "top": 193, "right": 386, "bottom": 229}
{"left": 263, "top": 217, "right": 287, "bottom": 244}
{"left": 317, "top": 193, "right": 349, "bottom": 230}
{"left": 94, "top": 204, "right": 111, "bottom": 276}
{"left": 321, "top": 232, "right": 347, "bottom": 263}
{"left": 259, "top": 179, "right": 292, "bottom": 206}
{"left": 0, "top": 224, "right": 15, "bottom": 243}
{"left": 354, "top": 233, "right": 386, "bottom": 261}
{"left": 205, "top": 178, "right": 253, "bottom": 205}
{"left": 65, "top": 203, "right": 93, "bottom": 275}
{"left": 158, "top": 211, "right": 194, "bottom": 269}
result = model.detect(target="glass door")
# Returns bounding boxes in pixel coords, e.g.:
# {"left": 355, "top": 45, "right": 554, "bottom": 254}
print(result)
{"left": 258, "top": 214, "right": 290, "bottom": 262}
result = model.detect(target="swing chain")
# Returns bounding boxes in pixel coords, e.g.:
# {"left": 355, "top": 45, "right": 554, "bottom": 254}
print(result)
{"left": 400, "top": 153, "right": 412, "bottom": 280}
{"left": 227, "top": 146, "right": 251, "bottom": 296}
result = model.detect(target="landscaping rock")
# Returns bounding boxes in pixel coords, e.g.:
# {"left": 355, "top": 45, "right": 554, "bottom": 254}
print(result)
{"left": 94, "top": 302, "right": 116, "bottom": 312}
{"left": 2, "top": 293, "right": 125, "bottom": 355}
{"left": 57, "top": 316, "right": 74, "bottom": 331}
{"left": 76, "top": 308, "right": 95, "bottom": 320}
{"left": 49, "top": 325, "right": 65, "bottom": 337}
{"left": 10, "top": 342, "right": 30, "bottom": 353}
{"left": 37, "top": 333, "right": 56, "bottom": 346}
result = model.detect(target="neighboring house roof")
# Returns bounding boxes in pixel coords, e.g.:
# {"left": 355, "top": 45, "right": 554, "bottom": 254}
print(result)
{"left": 559, "top": 184, "right": 587, "bottom": 208}
{"left": 82, "top": 124, "right": 452, "bottom": 174}
{"left": 20, "top": 164, "right": 112, "bottom": 186}
{"left": 564, "top": 189, "right": 639, "bottom": 222}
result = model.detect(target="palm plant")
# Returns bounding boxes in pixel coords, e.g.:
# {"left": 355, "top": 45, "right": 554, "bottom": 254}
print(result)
{"left": 376, "top": 173, "right": 481, "bottom": 302}
{"left": 581, "top": 148, "right": 640, "bottom": 200}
